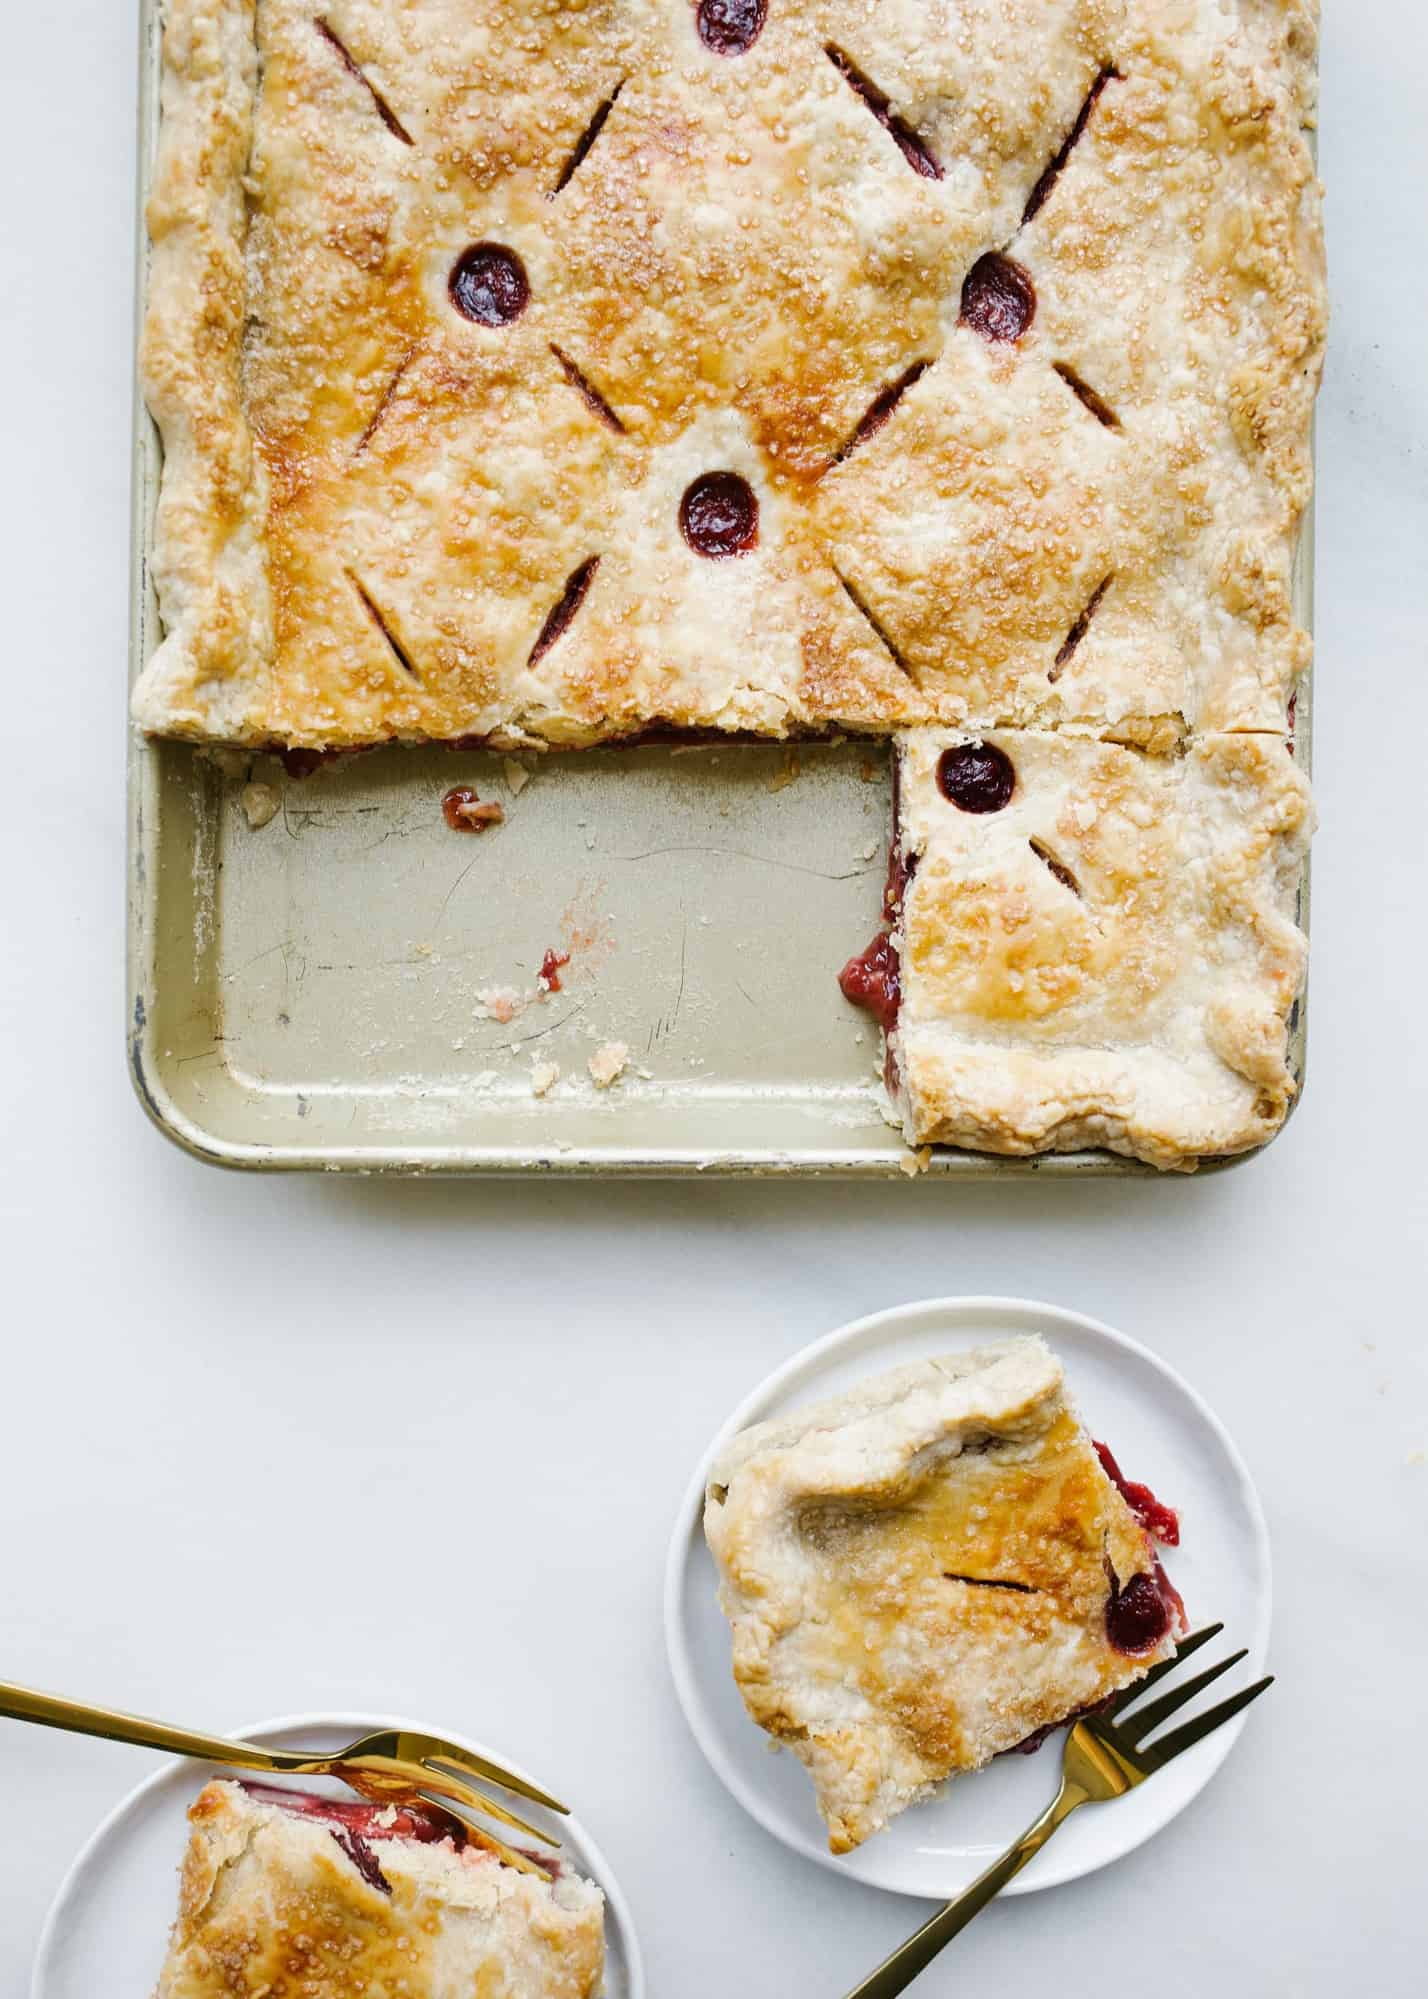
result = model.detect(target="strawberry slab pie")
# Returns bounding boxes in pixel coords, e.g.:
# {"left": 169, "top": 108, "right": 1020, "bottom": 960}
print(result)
{"left": 135, "top": 0, "right": 1324, "bottom": 1167}
{"left": 154, "top": 1778, "right": 605, "bottom": 1997}
{"left": 703, "top": 1338, "right": 1183, "bottom": 1852}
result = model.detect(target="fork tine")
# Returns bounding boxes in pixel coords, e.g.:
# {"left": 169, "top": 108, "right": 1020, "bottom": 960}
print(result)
{"left": 417, "top": 1769, "right": 558, "bottom": 1847}
{"left": 417, "top": 1792, "right": 550, "bottom": 1879}
{"left": 1138, "top": 1675, "right": 1274, "bottom": 1769}
{"left": 1105, "top": 1624, "right": 1223, "bottom": 1715}
{"left": 1112, "top": 1649, "right": 1248, "bottom": 1748}
{"left": 390, "top": 1767, "right": 560, "bottom": 1839}
{"left": 423, "top": 1750, "right": 568, "bottom": 1817}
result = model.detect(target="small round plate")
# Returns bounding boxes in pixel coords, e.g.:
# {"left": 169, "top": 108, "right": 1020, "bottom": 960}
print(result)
{"left": 665, "top": 1296, "right": 1271, "bottom": 1900}
{"left": 31, "top": 1713, "right": 644, "bottom": 1999}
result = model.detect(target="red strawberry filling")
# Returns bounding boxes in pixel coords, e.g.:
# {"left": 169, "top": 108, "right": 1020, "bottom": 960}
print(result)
{"left": 959, "top": 252, "right": 1036, "bottom": 342}
{"left": 1095, "top": 1442, "right": 1185, "bottom": 1656}
{"left": 1105, "top": 1566, "right": 1178, "bottom": 1656}
{"left": 442, "top": 786, "right": 506, "bottom": 832}
{"left": 449, "top": 243, "right": 529, "bottom": 326}
{"left": 239, "top": 1780, "right": 562, "bottom": 1886}
{"left": 240, "top": 1780, "right": 464, "bottom": 1846}
{"left": 937, "top": 741, "right": 1016, "bottom": 813}
{"left": 697, "top": 0, "right": 766, "bottom": 55}
{"left": 1094, "top": 1440, "right": 1181, "bottom": 1545}
{"left": 839, "top": 835, "right": 917, "bottom": 1049}
{"left": 539, "top": 948, "right": 571, "bottom": 992}
{"left": 679, "top": 472, "right": 759, "bottom": 558}
{"left": 838, "top": 929, "right": 901, "bottom": 1035}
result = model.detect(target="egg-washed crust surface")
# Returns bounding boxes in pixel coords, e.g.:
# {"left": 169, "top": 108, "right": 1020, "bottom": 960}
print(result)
{"left": 890, "top": 727, "right": 1313, "bottom": 1169}
{"left": 154, "top": 1779, "right": 605, "bottom": 1999}
{"left": 704, "top": 1338, "right": 1175, "bottom": 1853}
{"left": 136, "top": 0, "right": 1323, "bottom": 751}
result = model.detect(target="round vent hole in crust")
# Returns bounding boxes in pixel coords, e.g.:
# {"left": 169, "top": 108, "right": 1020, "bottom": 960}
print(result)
{"left": 697, "top": 0, "right": 767, "bottom": 57}
{"left": 450, "top": 244, "right": 530, "bottom": 326}
{"left": 680, "top": 472, "right": 759, "bottom": 558}
{"left": 937, "top": 743, "right": 1016, "bottom": 813}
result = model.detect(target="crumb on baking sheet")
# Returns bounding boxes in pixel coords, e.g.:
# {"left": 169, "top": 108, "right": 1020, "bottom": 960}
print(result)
{"left": 240, "top": 782, "right": 280, "bottom": 830}
{"left": 475, "top": 986, "right": 522, "bottom": 1024}
{"left": 588, "top": 1041, "right": 629, "bottom": 1089}
{"left": 768, "top": 750, "right": 801, "bottom": 792}
{"left": 538, "top": 948, "right": 571, "bottom": 994}
{"left": 442, "top": 787, "right": 505, "bottom": 833}
{"left": 503, "top": 757, "right": 531, "bottom": 796}
{"left": 899, "top": 1147, "right": 933, "bottom": 1177}
{"left": 531, "top": 1060, "right": 560, "bottom": 1097}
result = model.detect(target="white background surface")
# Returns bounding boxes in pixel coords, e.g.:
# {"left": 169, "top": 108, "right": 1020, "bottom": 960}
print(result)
{"left": 0, "top": 5, "right": 1424, "bottom": 1994}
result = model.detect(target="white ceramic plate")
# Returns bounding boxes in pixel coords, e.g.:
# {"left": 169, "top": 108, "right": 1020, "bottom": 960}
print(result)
{"left": 31, "top": 1712, "right": 644, "bottom": 1999}
{"left": 665, "top": 1296, "right": 1271, "bottom": 1901}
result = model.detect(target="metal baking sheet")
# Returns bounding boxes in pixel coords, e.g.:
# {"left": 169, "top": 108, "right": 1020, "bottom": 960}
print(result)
{"left": 125, "top": 0, "right": 1313, "bottom": 1179}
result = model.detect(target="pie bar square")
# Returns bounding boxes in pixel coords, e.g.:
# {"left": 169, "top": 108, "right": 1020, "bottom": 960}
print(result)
{"left": 866, "top": 727, "right": 1313, "bottom": 1169}
{"left": 154, "top": 1779, "right": 605, "bottom": 1998}
{"left": 135, "top": 0, "right": 1323, "bottom": 751}
{"left": 703, "top": 1338, "right": 1182, "bottom": 1853}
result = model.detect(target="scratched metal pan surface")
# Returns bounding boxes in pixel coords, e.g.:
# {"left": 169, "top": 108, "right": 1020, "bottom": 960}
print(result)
{"left": 124, "top": 0, "right": 1312, "bottom": 1179}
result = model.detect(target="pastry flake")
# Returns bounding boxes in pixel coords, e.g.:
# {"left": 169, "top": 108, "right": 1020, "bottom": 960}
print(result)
{"left": 704, "top": 1337, "right": 1181, "bottom": 1852}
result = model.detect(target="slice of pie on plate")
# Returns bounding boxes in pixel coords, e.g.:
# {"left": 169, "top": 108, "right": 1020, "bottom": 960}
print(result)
{"left": 154, "top": 1778, "right": 605, "bottom": 1997}
{"left": 704, "top": 1337, "right": 1182, "bottom": 1853}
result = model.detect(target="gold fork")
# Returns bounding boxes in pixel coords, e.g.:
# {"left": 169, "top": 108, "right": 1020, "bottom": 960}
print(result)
{"left": 844, "top": 1626, "right": 1271, "bottom": 1998}
{"left": 0, "top": 1679, "right": 567, "bottom": 1878}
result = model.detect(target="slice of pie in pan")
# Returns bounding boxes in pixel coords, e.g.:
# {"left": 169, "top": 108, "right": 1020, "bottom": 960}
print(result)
{"left": 842, "top": 727, "right": 1313, "bottom": 1171}
{"left": 704, "top": 1337, "right": 1182, "bottom": 1853}
{"left": 155, "top": 1778, "right": 605, "bottom": 1998}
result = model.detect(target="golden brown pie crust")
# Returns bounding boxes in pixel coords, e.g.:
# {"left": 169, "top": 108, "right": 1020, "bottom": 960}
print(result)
{"left": 136, "top": 0, "right": 1324, "bottom": 752}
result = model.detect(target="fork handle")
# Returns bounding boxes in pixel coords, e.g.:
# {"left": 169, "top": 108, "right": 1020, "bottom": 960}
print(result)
{"left": 0, "top": 1679, "right": 286, "bottom": 1776}
{"left": 840, "top": 1782, "right": 1088, "bottom": 1999}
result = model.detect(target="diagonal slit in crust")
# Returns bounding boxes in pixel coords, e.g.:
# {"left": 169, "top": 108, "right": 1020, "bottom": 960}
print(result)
{"left": 528, "top": 556, "right": 601, "bottom": 666}
{"left": 550, "top": 346, "right": 626, "bottom": 433}
{"left": 347, "top": 571, "right": 421, "bottom": 678}
{"left": 944, "top": 1573, "right": 1039, "bottom": 1594}
{"left": 1022, "top": 65, "right": 1119, "bottom": 224}
{"left": 1050, "top": 575, "right": 1112, "bottom": 681}
{"left": 315, "top": 19, "right": 414, "bottom": 145}
{"left": 355, "top": 349, "right": 419, "bottom": 454}
{"left": 831, "top": 359, "right": 932, "bottom": 467}
{"left": 552, "top": 81, "right": 624, "bottom": 195}
{"left": 825, "top": 47, "right": 943, "bottom": 180}
{"left": 833, "top": 567, "right": 919, "bottom": 681}
{"left": 1053, "top": 362, "right": 1120, "bottom": 430}
{"left": 1029, "top": 838, "right": 1082, "bottom": 897}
